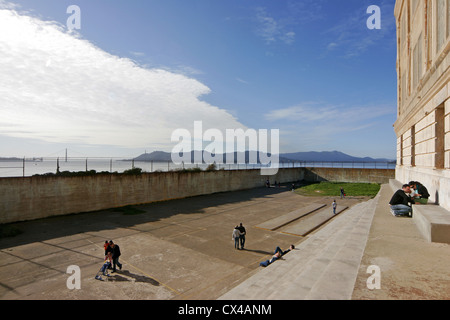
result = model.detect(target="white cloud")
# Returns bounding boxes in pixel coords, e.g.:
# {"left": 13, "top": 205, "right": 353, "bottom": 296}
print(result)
{"left": 130, "top": 51, "right": 145, "bottom": 57}
{"left": 0, "top": 7, "right": 245, "bottom": 151}
{"left": 264, "top": 101, "right": 395, "bottom": 152}
{"left": 265, "top": 102, "right": 393, "bottom": 124}
{"left": 255, "top": 7, "right": 279, "bottom": 44}
{"left": 236, "top": 77, "right": 249, "bottom": 84}
{"left": 254, "top": 7, "right": 296, "bottom": 45}
{"left": 322, "top": 1, "right": 396, "bottom": 58}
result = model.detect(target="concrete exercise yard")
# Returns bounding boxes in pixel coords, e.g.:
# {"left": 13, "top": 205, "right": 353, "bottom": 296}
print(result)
{"left": 0, "top": 185, "right": 366, "bottom": 300}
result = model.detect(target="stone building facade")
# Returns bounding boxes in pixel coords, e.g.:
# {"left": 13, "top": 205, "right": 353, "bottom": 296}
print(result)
{"left": 394, "top": 0, "right": 450, "bottom": 209}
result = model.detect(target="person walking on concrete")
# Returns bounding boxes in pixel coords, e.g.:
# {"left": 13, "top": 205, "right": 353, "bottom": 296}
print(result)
{"left": 104, "top": 240, "right": 113, "bottom": 270}
{"left": 109, "top": 240, "right": 122, "bottom": 272}
{"left": 332, "top": 200, "right": 337, "bottom": 215}
{"left": 232, "top": 226, "right": 243, "bottom": 250}
{"left": 237, "top": 223, "right": 246, "bottom": 250}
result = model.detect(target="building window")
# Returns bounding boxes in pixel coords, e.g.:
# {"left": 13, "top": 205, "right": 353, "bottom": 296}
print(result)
{"left": 401, "top": 10, "right": 407, "bottom": 50}
{"left": 447, "top": 0, "right": 450, "bottom": 38}
{"left": 435, "top": 106, "right": 445, "bottom": 169}
{"left": 437, "top": 0, "right": 446, "bottom": 52}
{"left": 427, "top": 0, "right": 433, "bottom": 69}
{"left": 412, "top": 0, "right": 419, "bottom": 15}
{"left": 401, "top": 70, "right": 407, "bottom": 107}
{"left": 413, "top": 33, "right": 423, "bottom": 89}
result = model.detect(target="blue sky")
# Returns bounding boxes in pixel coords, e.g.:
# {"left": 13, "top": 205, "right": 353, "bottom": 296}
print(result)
{"left": 0, "top": 0, "right": 397, "bottom": 159}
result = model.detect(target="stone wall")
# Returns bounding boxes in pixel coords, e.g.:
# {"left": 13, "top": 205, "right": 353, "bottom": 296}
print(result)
{"left": 0, "top": 167, "right": 394, "bottom": 224}
{"left": 394, "top": 0, "right": 450, "bottom": 211}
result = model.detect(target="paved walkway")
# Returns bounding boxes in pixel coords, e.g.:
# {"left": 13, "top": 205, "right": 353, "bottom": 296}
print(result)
{"left": 0, "top": 186, "right": 363, "bottom": 300}
{"left": 219, "top": 191, "right": 376, "bottom": 299}
{"left": 352, "top": 184, "right": 450, "bottom": 299}
{"left": 1, "top": 183, "right": 449, "bottom": 300}
{"left": 220, "top": 184, "right": 450, "bottom": 300}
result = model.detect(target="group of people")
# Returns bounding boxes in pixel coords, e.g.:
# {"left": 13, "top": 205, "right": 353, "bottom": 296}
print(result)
{"left": 232, "top": 223, "right": 246, "bottom": 249}
{"left": 389, "top": 181, "right": 430, "bottom": 217}
{"left": 231, "top": 223, "right": 295, "bottom": 267}
{"left": 96, "top": 240, "right": 122, "bottom": 280}
{"left": 103, "top": 240, "right": 122, "bottom": 272}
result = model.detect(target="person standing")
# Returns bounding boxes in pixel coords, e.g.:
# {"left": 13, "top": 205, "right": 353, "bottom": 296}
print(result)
{"left": 104, "top": 240, "right": 113, "bottom": 269}
{"left": 237, "top": 223, "right": 246, "bottom": 250}
{"left": 104, "top": 240, "right": 110, "bottom": 260}
{"left": 109, "top": 240, "right": 122, "bottom": 272}
{"left": 332, "top": 200, "right": 337, "bottom": 215}
{"left": 340, "top": 187, "right": 345, "bottom": 199}
{"left": 232, "top": 226, "right": 242, "bottom": 249}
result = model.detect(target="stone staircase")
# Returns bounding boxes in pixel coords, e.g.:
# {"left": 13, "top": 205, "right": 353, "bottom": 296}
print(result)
{"left": 219, "top": 192, "right": 379, "bottom": 300}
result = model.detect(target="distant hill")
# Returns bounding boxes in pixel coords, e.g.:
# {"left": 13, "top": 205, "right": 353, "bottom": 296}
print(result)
{"left": 132, "top": 150, "right": 394, "bottom": 163}
{"left": 133, "top": 151, "right": 291, "bottom": 163}
{"left": 280, "top": 151, "right": 394, "bottom": 163}
{"left": 134, "top": 151, "right": 172, "bottom": 162}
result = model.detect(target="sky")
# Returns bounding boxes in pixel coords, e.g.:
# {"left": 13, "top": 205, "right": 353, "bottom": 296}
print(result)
{"left": 0, "top": 0, "right": 398, "bottom": 159}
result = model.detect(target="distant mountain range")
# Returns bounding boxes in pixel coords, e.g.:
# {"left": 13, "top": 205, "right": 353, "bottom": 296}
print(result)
{"left": 131, "top": 150, "right": 395, "bottom": 163}
{"left": 0, "top": 151, "right": 395, "bottom": 163}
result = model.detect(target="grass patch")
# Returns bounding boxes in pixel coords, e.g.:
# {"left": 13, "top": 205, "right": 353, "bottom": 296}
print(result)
{"left": 0, "top": 224, "right": 23, "bottom": 239}
{"left": 295, "top": 181, "right": 380, "bottom": 198}
{"left": 113, "top": 205, "right": 146, "bottom": 215}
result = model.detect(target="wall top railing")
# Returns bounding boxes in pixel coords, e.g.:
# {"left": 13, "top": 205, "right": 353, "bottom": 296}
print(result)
{"left": 0, "top": 157, "right": 396, "bottom": 178}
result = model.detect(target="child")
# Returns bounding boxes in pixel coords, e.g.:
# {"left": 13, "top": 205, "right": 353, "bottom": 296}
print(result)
{"left": 95, "top": 257, "right": 112, "bottom": 280}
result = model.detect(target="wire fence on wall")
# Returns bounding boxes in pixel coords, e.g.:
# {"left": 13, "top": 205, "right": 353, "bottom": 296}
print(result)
{"left": 0, "top": 157, "right": 396, "bottom": 178}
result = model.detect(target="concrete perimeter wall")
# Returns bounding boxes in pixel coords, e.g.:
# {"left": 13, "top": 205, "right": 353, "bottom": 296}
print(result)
{"left": 303, "top": 167, "right": 394, "bottom": 184}
{"left": 0, "top": 168, "right": 394, "bottom": 224}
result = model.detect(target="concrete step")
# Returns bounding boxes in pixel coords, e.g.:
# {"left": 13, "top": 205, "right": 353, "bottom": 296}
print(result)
{"left": 304, "top": 201, "right": 377, "bottom": 299}
{"left": 274, "top": 201, "right": 374, "bottom": 300}
{"left": 281, "top": 205, "right": 348, "bottom": 236}
{"left": 256, "top": 203, "right": 326, "bottom": 231}
{"left": 413, "top": 204, "right": 450, "bottom": 244}
{"left": 219, "top": 195, "right": 378, "bottom": 300}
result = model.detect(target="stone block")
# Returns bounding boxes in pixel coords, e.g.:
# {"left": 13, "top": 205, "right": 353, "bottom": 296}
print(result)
{"left": 413, "top": 204, "right": 450, "bottom": 244}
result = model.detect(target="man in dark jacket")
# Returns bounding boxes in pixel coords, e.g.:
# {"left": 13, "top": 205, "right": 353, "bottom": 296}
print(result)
{"left": 237, "top": 223, "right": 246, "bottom": 250}
{"left": 389, "top": 184, "right": 414, "bottom": 217}
{"left": 109, "top": 240, "right": 122, "bottom": 272}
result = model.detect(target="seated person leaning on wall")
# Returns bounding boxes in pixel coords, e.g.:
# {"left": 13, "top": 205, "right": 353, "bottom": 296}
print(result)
{"left": 409, "top": 181, "right": 430, "bottom": 204}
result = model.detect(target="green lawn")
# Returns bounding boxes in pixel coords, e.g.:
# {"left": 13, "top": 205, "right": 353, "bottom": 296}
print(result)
{"left": 294, "top": 181, "right": 381, "bottom": 198}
